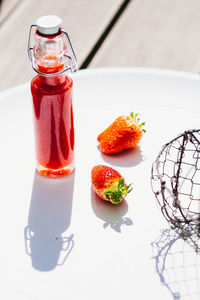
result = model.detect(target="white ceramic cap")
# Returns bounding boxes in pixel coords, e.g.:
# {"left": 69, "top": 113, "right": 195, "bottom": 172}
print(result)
{"left": 36, "top": 15, "right": 62, "bottom": 35}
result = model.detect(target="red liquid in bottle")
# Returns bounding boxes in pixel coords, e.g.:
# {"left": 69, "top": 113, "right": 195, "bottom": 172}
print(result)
{"left": 31, "top": 55, "right": 75, "bottom": 177}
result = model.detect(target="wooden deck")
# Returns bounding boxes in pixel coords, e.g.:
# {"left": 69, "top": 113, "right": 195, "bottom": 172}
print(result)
{"left": 1, "top": 0, "right": 200, "bottom": 91}
{"left": 90, "top": 0, "right": 200, "bottom": 73}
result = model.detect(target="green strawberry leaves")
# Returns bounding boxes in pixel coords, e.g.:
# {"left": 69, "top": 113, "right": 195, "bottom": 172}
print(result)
{"left": 104, "top": 177, "right": 133, "bottom": 205}
{"left": 130, "top": 112, "right": 146, "bottom": 133}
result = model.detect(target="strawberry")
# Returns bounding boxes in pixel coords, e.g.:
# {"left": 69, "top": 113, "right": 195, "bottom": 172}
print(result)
{"left": 98, "top": 112, "right": 146, "bottom": 154}
{"left": 91, "top": 165, "right": 132, "bottom": 204}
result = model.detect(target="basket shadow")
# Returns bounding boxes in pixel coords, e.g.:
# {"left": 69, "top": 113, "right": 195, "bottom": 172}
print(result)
{"left": 151, "top": 227, "right": 200, "bottom": 299}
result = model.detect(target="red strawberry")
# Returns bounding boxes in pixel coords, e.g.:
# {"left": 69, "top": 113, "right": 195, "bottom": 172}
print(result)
{"left": 98, "top": 112, "right": 146, "bottom": 154}
{"left": 91, "top": 165, "right": 132, "bottom": 204}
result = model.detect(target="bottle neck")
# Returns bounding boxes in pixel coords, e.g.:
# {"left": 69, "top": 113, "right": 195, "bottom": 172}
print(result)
{"left": 38, "top": 73, "right": 66, "bottom": 86}
{"left": 34, "top": 31, "right": 67, "bottom": 85}
{"left": 37, "top": 54, "right": 66, "bottom": 86}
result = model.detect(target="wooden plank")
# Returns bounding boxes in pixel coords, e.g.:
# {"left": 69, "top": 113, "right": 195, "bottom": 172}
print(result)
{"left": 0, "top": 0, "right": 22, "bottom": 24}
{"left": 0, "top": 0, "right": 122, "bottom": 91}
{"left": 90, "top": 0, "right": 200, "bottom": 73}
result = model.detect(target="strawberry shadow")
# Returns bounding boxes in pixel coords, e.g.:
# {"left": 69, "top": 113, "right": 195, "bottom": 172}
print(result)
{"left": 91, "top": 188, "right": 133, "bottom": 233}
{"left": 99, "top": 145, "right": 145, "bottom": 167}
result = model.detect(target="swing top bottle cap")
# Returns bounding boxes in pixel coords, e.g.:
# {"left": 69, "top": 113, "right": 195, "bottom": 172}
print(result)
{"left": 36, "top": 15, "right": 62, "bottom": 35}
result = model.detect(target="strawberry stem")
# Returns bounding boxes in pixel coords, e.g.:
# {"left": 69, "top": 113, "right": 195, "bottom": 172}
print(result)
{"left": 104, "top": 177, "right": 132, "bottom": 204}
{"left": 130, "top": 112, "right": 146, "bottom": 133}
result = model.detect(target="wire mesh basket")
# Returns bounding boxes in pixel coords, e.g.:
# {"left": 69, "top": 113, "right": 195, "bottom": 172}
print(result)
{"left": 151, "top": 129, "right": 200, "bottom": 251}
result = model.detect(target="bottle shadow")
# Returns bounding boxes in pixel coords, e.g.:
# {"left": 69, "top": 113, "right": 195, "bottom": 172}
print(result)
{"left": 24, "top": 171, "right": 75, "bottom": 272}
{"left": 151, "top": 228, "right": 200, "bottom": 299}
{"left": 91, "top": 188, "right": 133, "bottom": 233}
{"left": 99, "top": 145, "right": 145, "bottom": 167}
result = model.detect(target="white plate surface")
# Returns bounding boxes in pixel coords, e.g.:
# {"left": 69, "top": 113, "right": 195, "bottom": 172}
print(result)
{"left": 0, "top": 68, "right": 200, "bottom": 299}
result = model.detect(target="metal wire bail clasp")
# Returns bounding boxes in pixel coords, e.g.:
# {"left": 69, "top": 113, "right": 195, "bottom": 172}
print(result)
{"left": 27, "top": 24, "right": 37, "bottom": 69}
{"left": 27, "top": 25, "right": 77, "bottom": 76}
{"left": 61, "top": 29, "right": 77, "bottom": 73}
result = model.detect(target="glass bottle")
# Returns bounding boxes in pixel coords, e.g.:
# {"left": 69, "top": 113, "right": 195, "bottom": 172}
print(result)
{"left": 28, "top": 15, "right": 77, "bottom": 177}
